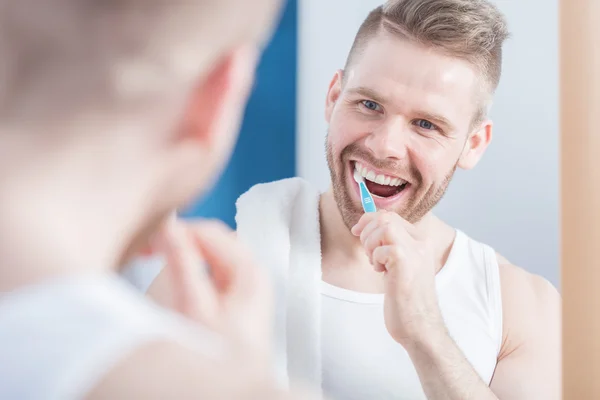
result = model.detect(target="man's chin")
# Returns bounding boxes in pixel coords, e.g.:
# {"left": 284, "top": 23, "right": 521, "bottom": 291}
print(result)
{"left": 342, "top": 195, "right": 420, "bottom": 225}
{"left": 337, "top": 197, "right": 367, "bottom": 230}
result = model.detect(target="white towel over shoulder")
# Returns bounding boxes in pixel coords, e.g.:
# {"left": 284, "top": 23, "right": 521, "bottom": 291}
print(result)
{"left": 235, "top": 177, "right": 323, "bottom": 390}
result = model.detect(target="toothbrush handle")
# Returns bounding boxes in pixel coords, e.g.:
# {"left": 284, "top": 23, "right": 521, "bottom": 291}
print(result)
{"left": 359, "top": 182, "right": 377, "bottom": 213}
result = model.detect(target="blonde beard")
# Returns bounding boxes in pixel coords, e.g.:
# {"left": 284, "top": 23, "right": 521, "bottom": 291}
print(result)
{"left": 325, "top": 135, "right": 457, "bottom": 229}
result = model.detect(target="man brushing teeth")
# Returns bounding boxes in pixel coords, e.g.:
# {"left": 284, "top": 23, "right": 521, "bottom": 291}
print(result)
{"left": 142, "top": 1, "right": 560, "bottom": 399}
{"left": 352, "top": 161, "right": 409, "bottom": 202}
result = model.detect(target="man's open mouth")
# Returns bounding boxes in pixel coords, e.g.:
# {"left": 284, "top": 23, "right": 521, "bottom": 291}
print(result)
{"left": 354, "top": 161, "right": 409, "bottom": 198}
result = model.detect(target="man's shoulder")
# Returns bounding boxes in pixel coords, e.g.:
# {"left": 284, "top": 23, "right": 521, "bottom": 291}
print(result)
{"left": 496, "top": 253, "right": 559, "bottom": 304}
{"left": 234, "top": 177, "right": 322, "bottom": 252}
{"left": 0, "top": 274, "right": 223, "bottom": 400}
{"left": 235, "top": 177, "right": 320, "bottom": 215}
{"left": 495, "top": 253, "right": 561, "bottom": 351}
{"left": 238, "top": 177, "right": 317, "bottom": 201}
{"left": 453, "top": 228, "right": 560, "bottom": 345}
{"left": 457, "top": 229, "right": 559, "bottom": 303}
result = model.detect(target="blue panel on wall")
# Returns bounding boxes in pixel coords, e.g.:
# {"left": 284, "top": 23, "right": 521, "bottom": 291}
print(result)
{"left": 180, "top": 0, "right": 297, "bottom": 228}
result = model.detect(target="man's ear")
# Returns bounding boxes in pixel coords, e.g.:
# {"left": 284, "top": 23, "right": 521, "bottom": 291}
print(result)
{"left": 178, "top": 46, "right": 257, "bottom": 148}
{"left": 157, "top": 47, "right": 257, "bottom": 213}
{"left": 457, "top": 120, "right": 493, "bottom": 170}
{"left": 325, "top": 69, "right": 344, "bottom": 123}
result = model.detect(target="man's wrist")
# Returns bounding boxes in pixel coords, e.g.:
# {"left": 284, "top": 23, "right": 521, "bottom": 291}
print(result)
{"left": 402, "top": 321, "right": 451, "bottom": 357}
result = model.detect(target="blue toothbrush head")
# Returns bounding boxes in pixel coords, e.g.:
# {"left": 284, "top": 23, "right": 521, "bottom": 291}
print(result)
{"left": 353, "top": 168, "right": 377, "bottom": 213}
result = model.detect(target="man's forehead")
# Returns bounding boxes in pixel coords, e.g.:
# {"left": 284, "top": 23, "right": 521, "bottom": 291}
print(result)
{"left": 344, "top": 33, "right": 481, "bottom": 131}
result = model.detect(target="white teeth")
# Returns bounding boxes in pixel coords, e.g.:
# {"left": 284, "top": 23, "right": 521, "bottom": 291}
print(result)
{"left": 354, "top": 162, "right": 407, "bottom": 187}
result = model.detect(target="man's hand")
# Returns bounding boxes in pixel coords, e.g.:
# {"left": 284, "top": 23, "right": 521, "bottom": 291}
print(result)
{"left": 153, "top": 218, "right": 273, "bottom": 364}
{"left": 351, "top": 210, "right": 501, "bottom": 400}
{"left": 351, "top": 210, "right": 446, "bottom": 347}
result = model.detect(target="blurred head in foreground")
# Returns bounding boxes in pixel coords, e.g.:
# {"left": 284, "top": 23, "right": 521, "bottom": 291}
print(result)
{"left": 0, "top": 0, "right": 283, "bottom": 269}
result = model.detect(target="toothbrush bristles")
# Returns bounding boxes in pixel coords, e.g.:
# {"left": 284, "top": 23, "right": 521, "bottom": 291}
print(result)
{"left": 353, "top": 168, "right": 363, "bottom": 183}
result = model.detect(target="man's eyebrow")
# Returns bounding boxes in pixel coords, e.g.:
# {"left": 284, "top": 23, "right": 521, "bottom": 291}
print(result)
{"left": 345, "top": 86, "right": 389, "bottom": 105}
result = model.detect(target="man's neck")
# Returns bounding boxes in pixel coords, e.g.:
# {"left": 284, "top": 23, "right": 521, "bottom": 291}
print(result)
{"left": 0, "top": 138, "right": 154, "bottom": 292}
{"left": 319, "top": 189, "right": 455, "bottom": 293}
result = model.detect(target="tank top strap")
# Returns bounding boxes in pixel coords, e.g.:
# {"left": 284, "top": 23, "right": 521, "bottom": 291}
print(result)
{"left": 445, "top": 230, "right": 503, "bottom": 356}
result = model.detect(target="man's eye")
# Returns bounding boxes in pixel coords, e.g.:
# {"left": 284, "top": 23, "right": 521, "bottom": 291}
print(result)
{"left": 360, "top": 100, "right": 382, "bottom": 112}
{"left": 414, "top": 119, "right": 437, "bottom": 130}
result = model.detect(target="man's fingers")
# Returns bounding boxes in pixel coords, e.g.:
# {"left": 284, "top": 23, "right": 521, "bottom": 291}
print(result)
{"left": 156, "top": 219, "right": 219, "bottom": 325}
{"left": 362, "top": 225, "right": 388, "bottom": 256}
{"left": 188, "top": 220, "right": 263, "bottom": 298}
{"left": 372, "top": 245, "right": 403, "bottom": 273}
{"left": 188, "top": 220, "right": 273, "bottom": 358}
{"left": 351, "top": 212, "right": 379, "bottom": 236}
{"left": 359, "top": 219, "right": 386, "bottom": 247}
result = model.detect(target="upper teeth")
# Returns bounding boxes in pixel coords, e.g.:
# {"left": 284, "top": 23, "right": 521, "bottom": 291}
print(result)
{"left": 355, "top": 162, "right": 406, "bottom": 187}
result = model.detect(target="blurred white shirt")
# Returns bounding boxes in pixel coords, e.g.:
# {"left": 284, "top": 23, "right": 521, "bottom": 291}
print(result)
{"left": 0, "top": 272, "right": 223, "bottom": 400}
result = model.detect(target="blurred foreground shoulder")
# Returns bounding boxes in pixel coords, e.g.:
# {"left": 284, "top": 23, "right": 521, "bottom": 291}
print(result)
{"left": 86, "top": 339, "right": 321, "bottom": 400}
{"left": 87, "top": 341, "right": 320, "bottom": 400}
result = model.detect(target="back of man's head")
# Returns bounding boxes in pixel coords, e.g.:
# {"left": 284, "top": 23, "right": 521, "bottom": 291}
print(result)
{"left": 0, "top": 0, "right": 278, "bottom": 129}
{"left": 0, "top": 0, "right": 282, "bottom": 270}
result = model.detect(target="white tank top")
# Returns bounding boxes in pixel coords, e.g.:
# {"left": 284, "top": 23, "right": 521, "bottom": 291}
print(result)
{"left": 0, "top": 273, "right": 224, "bottom": 400}
{"left": 320, "top": 229, "right": 503, "bottom": 400}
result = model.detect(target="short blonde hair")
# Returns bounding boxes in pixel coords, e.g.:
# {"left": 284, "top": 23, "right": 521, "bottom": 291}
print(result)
{"left": 346, "top": 0, "right": 510, "bottom": 123}
{"left": 0, "top": 0, "right": 278, "bottom": 129}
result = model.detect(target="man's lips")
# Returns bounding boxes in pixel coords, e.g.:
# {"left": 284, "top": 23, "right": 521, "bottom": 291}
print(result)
{"left": 352, "top": 160, "right": 410, "bottom": 186}
{"left": 347, "top": 162, "right": 412, "bottom": 208}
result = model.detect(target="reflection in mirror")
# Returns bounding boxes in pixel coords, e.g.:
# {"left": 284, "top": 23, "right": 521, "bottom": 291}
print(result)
{"left": 126, "top": 1, "right": 563, "bottom": 399}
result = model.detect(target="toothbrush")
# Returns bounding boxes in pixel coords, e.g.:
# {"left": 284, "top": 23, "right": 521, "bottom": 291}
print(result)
{"left": 353, "top": 168, "right": 377, "bottom": 213}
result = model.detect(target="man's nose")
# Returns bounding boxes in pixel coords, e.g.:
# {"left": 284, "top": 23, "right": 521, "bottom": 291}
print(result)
{"left": 364, "top": 117, "right": 410, "bottom": 161}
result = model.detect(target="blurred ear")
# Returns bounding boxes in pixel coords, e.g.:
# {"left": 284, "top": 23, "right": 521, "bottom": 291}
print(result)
{"left": 178, "top": 46, "right": 258, "bottom": 149}
{"left": 457, "top": 120, "right": 493, "bottom": 170}
{"left": 154, "top": 46, "right": 259, "bottom": 220}
{"left": 325, "top": 69, "right": 344, "bottom": 123}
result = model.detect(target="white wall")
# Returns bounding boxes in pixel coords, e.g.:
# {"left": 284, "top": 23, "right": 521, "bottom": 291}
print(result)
{"left": 297, "top": 0, "right": 560, "bottom": 287}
